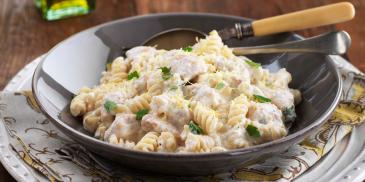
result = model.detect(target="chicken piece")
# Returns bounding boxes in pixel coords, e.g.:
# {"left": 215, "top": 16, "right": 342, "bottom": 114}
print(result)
{"left": 127, "top": 46, "right": 165, "bottom": 73}
{"left": 149, "top": 93, "right": 191, "bottom": 131}
{"left": 248, "top": 102, "right": 287, "bottom": 142}
{"left": 96, "top": 90, "right": 129, "bottom": 138}
{"left": 168, "top": 54, "right": 208, "bottom": 81}
{"left": 147, "top": 71, "right": 184, "bottom": 95}
{"left": 141, "top": 114, "right": 179, "bottom": 136}
{"left": 103, "top": 91, "right": 129, "bottom": 104}
{"left": 197, "top": 71, "right": 250, "bottom": 88}
{"left": 99, "top": 92, "right": 124, "bottom": 125}
{"left": 99, "top": 106, "right": 114, "bottom": 127}
{"left": 221, "top": 124, "right": 250, "bottom": 149}
{"left": 133, "top": 75, "right": 148, "bottom": 94}
{"left": 126, "top": 46, "right": 157, "bottom": 60}
{"left": 248, "top": 103, "right": 282, "bottom": 124}
{"left": 104, "top": 114, "right": 144, "bottom": 143}
{"left": 101, "top": 91, "right": 132, "bottom": 117}
{"left": 267, "top": 68, "right": 292, "bottom": 88}
{"left": 237, "top": 82, "right": 265, "bottom": 98}
{"left": 257, "top": 85, "right": 295, "bottom": 111}
{"left": 188, "top": 84, "right": 227, "bottom": 109}
{"left": 146, "top": 70, "right": 163, "bottom": 89}
{"left": 270, "top": 89, "right": 295, "bottom": 110}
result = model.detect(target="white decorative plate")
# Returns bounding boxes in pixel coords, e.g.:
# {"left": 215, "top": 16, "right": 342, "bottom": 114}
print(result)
{"left": 1, "top": 55, "right": 365, "bottom": 182}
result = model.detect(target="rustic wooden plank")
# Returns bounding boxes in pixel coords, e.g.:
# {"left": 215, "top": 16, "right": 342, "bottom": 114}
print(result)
{"left": 0, "top": 0, "right": 136, "bottom": 90}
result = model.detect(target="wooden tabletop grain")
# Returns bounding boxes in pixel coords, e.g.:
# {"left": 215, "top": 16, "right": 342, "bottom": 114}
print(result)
{"left": 0, "top": 0, "right": 364, "bottom": 181}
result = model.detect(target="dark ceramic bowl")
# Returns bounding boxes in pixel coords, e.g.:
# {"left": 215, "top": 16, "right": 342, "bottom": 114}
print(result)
{"left": 32, "top": 13, "right": 342, "bottom": 175}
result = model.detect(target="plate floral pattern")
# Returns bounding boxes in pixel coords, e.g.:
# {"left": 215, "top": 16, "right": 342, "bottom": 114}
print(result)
{"left": 0, "top": 56, "right": 365, "bottom": 182}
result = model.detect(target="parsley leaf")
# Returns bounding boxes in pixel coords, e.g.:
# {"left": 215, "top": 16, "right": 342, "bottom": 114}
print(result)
{"left": 136, "top": 109, "right": 149, "bottom": 121}
{"left": 189, "top": 121, "right": 204, "bottom": 135}
{"left": 246, "top": 124, "right": 261, "bottom": 137}
{"left": 246, "top": 60, "right": 261, "bottom": 68}
{"left": 169, "top": 85, "right": 178, "bottom": 91}
{"left": 215, "top": 82, "right": 225, "bottom": 90}
{"left": 104, "top": 100, "right": 117, "bottom": 113}
{"left": 182, "top": 46, "right": 193, "bottom": 52}
{"left": 127, "top": 71, "right": 139, "bottom": 80}
{"left": 159, "top": 67, "right": 172, "bottom": 80}
{"left": 253, "top": 94, "right": 271, "bottom": 103}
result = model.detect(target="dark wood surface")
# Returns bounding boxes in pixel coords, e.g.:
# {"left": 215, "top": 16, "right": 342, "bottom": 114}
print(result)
{"left": 0, "top": 0, "right": 364, "bottom": 181}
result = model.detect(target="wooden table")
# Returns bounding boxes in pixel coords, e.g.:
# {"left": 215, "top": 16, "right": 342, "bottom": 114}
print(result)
{"left": 0, "top": 0, "right": 364, "bottom": 181}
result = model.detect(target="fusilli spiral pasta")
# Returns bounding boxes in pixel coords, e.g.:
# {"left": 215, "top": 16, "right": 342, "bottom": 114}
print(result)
{"left": 147, "top": 82, "right": 164, "bottom": 96}
{"left": 157, "top": 132, "right": 177, "bottom": 152}
{"left": 227, "top": 94, "right": 249, "bottom": 126}
{"left": 108, "top": 134, "right": 136, "bottom": 149}
{"left": 190, "top": 101, "right": 221, "bottom": 134}
{"left": 134, "top": 132, "right": 159, "bottom": 152}
{"left": 70, "top": 91, "right": 95, "bottom": 116}
{"left": 126, "top": 93, "right": 152, "bottom": 113}
{"left": 184, "top": 133, "right": 215, "bottom": 152}
{"left": 83, "top": 108, "right": 101, "bottom": 133}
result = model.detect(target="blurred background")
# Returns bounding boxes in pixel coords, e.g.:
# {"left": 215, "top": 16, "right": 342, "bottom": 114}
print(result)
{"left": 0, "top": 0, "right": 364, "bottom": 181}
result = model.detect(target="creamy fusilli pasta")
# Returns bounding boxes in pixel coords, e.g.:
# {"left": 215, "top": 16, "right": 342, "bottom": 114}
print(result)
{"left": 70, "top": 30, "right": 301, "bottom": 153}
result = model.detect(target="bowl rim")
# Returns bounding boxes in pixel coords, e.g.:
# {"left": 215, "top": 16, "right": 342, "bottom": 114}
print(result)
{"left": 32, "top": 12, "right": 343, "bottom": 158}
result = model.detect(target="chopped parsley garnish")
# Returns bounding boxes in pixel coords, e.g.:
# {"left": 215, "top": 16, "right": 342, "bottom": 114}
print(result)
{"left": 245, "top": 60, "right": 261, "bottom": 68}
{"left": 182, "top": 46, "right": 193, "bottom": 52}
{"left": 189, "top": 121, "right": 204, "bottom": 135}
{"left": 127, "top": 71, "right": 139, "bottom": 80}
{"left": 104, "top": 100, "right": 117, "bottom": 113}
{"left": 159, "top": 67, "right": 172, "bottom": 80}
{"left": 282, "top": 106, "right": 296, "bottom": 124}
{"left": 246, "top": 124, "right": 261, "bottom": 137}
{"left": 169, "top": 85, "right": 178, "bottom": 91}
{"left": 136, "top": 109, "right": 149, "bottom": 121}
{"left": 215, "top": 82, "right": 225, "bottom": 90}
{"left": 253, "top": 94, "right": 272, "bottom": 103}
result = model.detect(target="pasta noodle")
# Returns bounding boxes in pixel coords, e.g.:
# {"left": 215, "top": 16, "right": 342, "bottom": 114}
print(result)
{"left": 227, "top": 94, "right": 249, "bottom": 127}
{"left": 147, "top": 82, "right": 164, "bottom": 96}
{"left": 83, "top": 108, "right": 101, "bottom": 133}
{"left": 108, "top": 134, "right": 136, "bottom": 149}
{"left": 190, "top": 101, "right": 221, "bottom": 134}
{"left": 125, "top": 93, "right": 152, "bottom": 113}
{"left": 134, "top": 132, "right": 159, "bottom": 152}
{"left": 157, "top": 132, "right": 177, "bottom": 152}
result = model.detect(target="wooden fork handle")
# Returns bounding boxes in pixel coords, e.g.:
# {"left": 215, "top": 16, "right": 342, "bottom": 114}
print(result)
{"left": 251, "top": 2, "right": 355, "bottom": 36}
